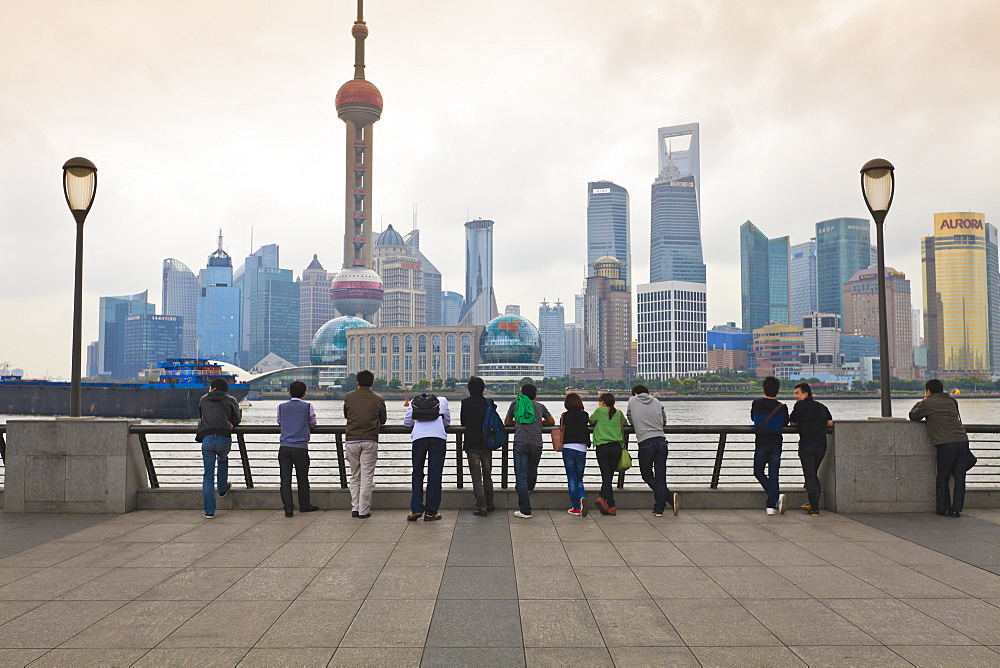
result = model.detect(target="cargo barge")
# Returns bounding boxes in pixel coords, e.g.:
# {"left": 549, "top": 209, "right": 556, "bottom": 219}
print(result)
{"left": 0, "top": 359, "right": 248, "bottom": 419}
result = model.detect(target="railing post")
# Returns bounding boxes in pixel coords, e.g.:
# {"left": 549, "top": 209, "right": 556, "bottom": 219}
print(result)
{"left": 501, "top": 434, "right": 509, "bottom": 489}
{"left": 237, "top": 432, "right": 254, "bottom": 488}
{"left": 335, "top": 431, "right": 348, "bottom": 489}
{"left": 710, "top": 432, "right": 727, "bottom": 489}
{"left": 0, "top": 430, "right": 6, "bottom": 463}
{"left": 137, "top": 432, "right": 159, "bottom": 488}
{"left": 456, "top": 431, "right": 464, "bottom": 489}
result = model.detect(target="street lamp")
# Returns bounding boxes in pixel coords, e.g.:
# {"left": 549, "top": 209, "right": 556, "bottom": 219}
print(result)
{"left": 860, "top": 158, "right": 895, "bottom": 418}
{"left": 62, "top": 157, "right": 98, "bottom": 417}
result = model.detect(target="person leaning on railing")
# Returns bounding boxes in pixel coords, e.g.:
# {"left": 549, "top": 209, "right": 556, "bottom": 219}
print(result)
{"left": 504, "top": 383, "right": 554, "bottom": 520}
{"left": 788, "top": 382, "right": 832, "bottom": 517}
{"left": 195, "top": 377, "right": 241, "bottom": 519}
{"left": 460, "top": 376, "right": 497, "bottom": 517}
{"left": 628, "top": 384, "right": 680, "bottom": 517}
{"left": 343, "top": 370, "right": 387, "bottom": 519}
{"left": 589, "top": 392, "right": 629, "bottom": 516}
{"left": 908, "top": 378, "right": 973, "bottom": 518}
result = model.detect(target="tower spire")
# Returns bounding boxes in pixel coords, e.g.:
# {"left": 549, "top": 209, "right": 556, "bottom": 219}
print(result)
{"left": 353, "top": 0, "right": 367, "bottom": 79}
{"left": 217, "top": 228, "right": 223, "bottom": 251}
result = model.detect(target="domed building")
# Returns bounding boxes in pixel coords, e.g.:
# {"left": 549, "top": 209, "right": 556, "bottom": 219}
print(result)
{"left": 311, "top": 316, "right": 374, "bottom": 367}
{"left": 477, "top": 314, "right": 545, "bottom": 383}
{"left": 372, "top": 224, "right": 425, "bottom": 328}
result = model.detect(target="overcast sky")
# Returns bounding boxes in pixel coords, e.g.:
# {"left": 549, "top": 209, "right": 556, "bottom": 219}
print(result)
{"left": 2, "top": 0, "right": 998, "bottom": 378}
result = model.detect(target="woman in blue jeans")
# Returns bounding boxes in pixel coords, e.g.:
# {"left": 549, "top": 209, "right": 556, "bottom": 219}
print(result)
{"left": 560, "top": 393, "right": 591, "bottom": 517}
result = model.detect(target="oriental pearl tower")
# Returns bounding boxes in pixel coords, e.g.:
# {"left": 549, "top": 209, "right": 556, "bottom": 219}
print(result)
{"left": 330, "top": 0, "right": 383, "bottom": 321}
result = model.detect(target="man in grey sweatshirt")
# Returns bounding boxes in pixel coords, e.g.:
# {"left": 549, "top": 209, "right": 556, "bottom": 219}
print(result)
{"left": 627, "top": 385, "right": 679, "bottom": 516}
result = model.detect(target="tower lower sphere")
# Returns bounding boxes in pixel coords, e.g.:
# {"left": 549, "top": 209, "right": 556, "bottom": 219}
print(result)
{"left": 331, "top": 268, "right": 383, "bottom": 320}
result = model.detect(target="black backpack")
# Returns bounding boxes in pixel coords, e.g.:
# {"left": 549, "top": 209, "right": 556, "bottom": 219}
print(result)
{"left": 410, "top": 393, "right": 441, "bottom": 421}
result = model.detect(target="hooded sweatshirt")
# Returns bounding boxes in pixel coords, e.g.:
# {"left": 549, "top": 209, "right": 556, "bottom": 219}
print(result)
{"left": 196, "top": 389, "right": 242, "bottom": 442}
{"left": 627, "top": 393, "right": 667, "bottom": 443}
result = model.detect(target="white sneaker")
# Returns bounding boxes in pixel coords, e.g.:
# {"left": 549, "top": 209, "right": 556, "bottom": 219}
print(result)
{"left": 514, "top": 511, "right": 532, "bottom": 519}
{"left": 766, "top": 507, "right": 777, "bottom": 516}
{"left": 777, "top": 494, "right": 787, "bottom": 515}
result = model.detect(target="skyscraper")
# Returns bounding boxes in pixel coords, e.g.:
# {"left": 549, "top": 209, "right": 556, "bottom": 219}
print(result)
{"left": 235, "top": 245, "right": 299, "bottom": 369}
{"left": 86, "top": 341, "right": 99, "bottom": 378}
{"left": 636, "top": 281, "right": 707, "bottom": 379}
{"left": 987, "top": 223, "right": 1000, "bottom": 374}
{"left": 97, "top": 291, "right": 155, "bottom": 378}
{"left": 587, "top": 181, "right": 630, "bottom": 286}
{"left": 460, "top": 219, "right": 499, "bottom": 325}
{"left": 441, "top": 290, "right": 464, "bottom": 326}
{"left": 373, "top": 225, "right": 425, "bottom": 328}
{"left": 650, "top": 123, "right": 706, "bottom": 284}
{"left": 842, "top": 267, "right": 915, "bottom": 379}
{"left": 565, "top": 322, "right": 585, "bottom": 372}
{"left": 922, "top": 212, "right": 991, "bottom": 377}
{"left": 298, "top": 254, "right": 336, "bottom": 365}
{"left": 789, "top": 239, "right": 817, "bottom": 326}
{"left": 197, "top": 234, "right": 241, "bottom": 365}
{"left": 403, "top": 229, "right": 442, "bottom": 326}
{"left": 123, "top": 314, "right": 182, "bottom": 378}
{"left": 581, "top": 257, "right": 632, "bottom": 380}
{"left": 815, "top": 218, "right": 871, "bottom": 318}
{"left": 799, "top": 312, "right": 843, "bottom": 377}
{"left": 331, "top": 0, "right": 384, "bottom": 321}
{"left": 162, "top": 258, "right": 199, "bottom": 357}
{"left": 739, "top": 221, "right": 790, "bottom": 332}
{"left": 538, "top": 300, "right": 567, "bottom": 378}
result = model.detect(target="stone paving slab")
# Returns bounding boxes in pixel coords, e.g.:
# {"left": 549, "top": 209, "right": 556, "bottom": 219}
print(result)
{"left": 1, "top": 506, "right": 1000, "bottom": 665}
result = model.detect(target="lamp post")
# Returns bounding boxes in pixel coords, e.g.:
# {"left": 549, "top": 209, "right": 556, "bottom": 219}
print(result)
{"left": 860, "top": 158, "right": 895, "bottom": 418}
{"left": 62, "top": 157, "right": 98, "bottom": 417}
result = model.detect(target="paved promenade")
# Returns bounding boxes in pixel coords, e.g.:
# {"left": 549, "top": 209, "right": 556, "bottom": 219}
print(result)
{"left": 2, "top": 506, "right": 1000, "bottom": 667}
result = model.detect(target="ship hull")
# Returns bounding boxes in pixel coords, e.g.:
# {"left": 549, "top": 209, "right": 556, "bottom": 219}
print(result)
{"left": 0, "top": 385, "right": 250, "bottom": 420}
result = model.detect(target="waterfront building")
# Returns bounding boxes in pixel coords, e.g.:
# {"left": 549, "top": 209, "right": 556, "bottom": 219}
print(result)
{"left": 162, "top": 259, "right": 199, "bottom": 358}
{"left": 85, "top": 341, "right": 98, "bottom": 378}
{"left": 650, "top": 123, "right": 706, "bottom": 284}
{"left": 403, "top": 229, "right": 442, "bottom": 326}
{"left": 843, "top": 266, "right": 915, "bottom": 379}
{"left": 373, "top": 225, "right": 425, "bottom": 328}
{"left": 922, "top": 212, "right": 992, "bottom": 378}
{"left": 587, "top": 181, "right": 630, "bottom": 287}
{"left": 841, "top": 335, "right": 879, "bottom": 364}
{"left": 197, "top": 236, "right": 241, "bottom": 365}
{"left": 477, "top": 314, "right": 545, "bottom": 383}
{"left": 799, "top": 312, "right": 843, "bottom": 376}
{"left": 235, "top": 245, "right": 299, "bottom": 369}
{"left": 789, "top": 239, "right": 818, "bottom": 327}
{"left": 564, "top": 322, "right": 585, "bottom": 372}
{"left": 988, "top": 224, "right": 1000, "bottom": 374}
{"left": 98, "top": 291, "right": 155, "bottom": 378}
{"left": 538, "top": 300, "right": 567, "bottom": 378}
{"left": 706, "top": 327, "right": 752, "bottom": 371}
{"left": 751, "top": 323, "right": 804, "bottom": 379}
{"left": 739, "top": 221, "right": 790, "bottom": 332}
{"left": 574, "top": 289, "right": 585, "bottom": 324}
{"left": 579, "top": 256, "right": 632, "bottom": 381}
{"left": 460, "top": 219, "right": 499, "bottom": 325}
{"left": 331, "top": 1, "right": 384, "bottom": 320}
{"left": 815, "top": 218, "right": 871, "bottom": 318}
{"left": 346, "top": 324, "right": 483, "bottom": 386}
{"left": 311, "top": 315, "right": 374, "bottom": 384}
{"left": 706, "top": 349, "right": 748, "bottom": 372}
{"left": 123, "top": 314, "right": 182, "bottom": 378}
{"left": 298, "top": 254, "right": 337, "bottom": 366}
{"left": 912, "top": 308, "right": 922, "bottom": 347}
{"left": 636, "top": 281, "right": 707, "bottom": 379}
{"left": 441, "top": 290, "right": 464, "bottom": 326}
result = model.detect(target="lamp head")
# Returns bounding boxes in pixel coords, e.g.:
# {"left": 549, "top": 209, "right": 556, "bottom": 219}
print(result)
{"left": 62, "top": 157, "right": 98, "bottom": 224}
{"left": 860, "top": 158, "right": 894, "bottom": 223}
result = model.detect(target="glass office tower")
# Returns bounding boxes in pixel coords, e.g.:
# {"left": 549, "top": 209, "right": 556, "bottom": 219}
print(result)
{"left": 739, "top": 221, "right": 789, "bottom": 332}
{"left": 650, "top": 123, "right": 706, "bottom": 284}
{"left": 587, "top": 181, "right": 630, "bottom": 287}
{"left": 815, "top": 218, "right": 871, "bottom": 319}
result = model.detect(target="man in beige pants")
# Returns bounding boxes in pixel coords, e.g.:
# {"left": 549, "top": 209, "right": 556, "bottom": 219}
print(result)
{"left": 343, "top": 370, "right": 387, "bottom": 518}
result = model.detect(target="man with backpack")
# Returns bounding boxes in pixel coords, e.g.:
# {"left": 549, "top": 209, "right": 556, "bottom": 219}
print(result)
{"left": 504, "top": 383, "right": 554, "bottom": 519}
{"left": 460, "top": 376, "right": 503, "bottom": 516}
{"left": 404, "top": 390, "right": 451, "bottom": 521}
{"left": 909, "top": 378, "right": 974, "bottom": 518}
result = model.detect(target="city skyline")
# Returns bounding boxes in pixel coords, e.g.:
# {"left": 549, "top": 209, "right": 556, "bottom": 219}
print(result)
{"left": 2, "top": 1, "right": 999, "bottom": 377}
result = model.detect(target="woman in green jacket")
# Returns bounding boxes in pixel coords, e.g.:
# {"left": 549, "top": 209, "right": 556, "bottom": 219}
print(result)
{"left": 589, "top": 392, "right": 628, "bottom": 515}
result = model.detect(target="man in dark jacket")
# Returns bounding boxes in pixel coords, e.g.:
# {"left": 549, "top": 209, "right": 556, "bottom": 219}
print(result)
{"left": 788, "top": 382, "right": 832, "bottom": 516}
{"left": 343, "top": 370, "right": 387, "bottom": 519}
{"left": 909, "top": 378, "right": 972, "bottom": 517}
{"left": 460, "top": 376, "right": 496, "bottom": 516}
{"left": 751, "top": 376, "right": 789, "bottom": 516}
{"left": 196, "top": 378, "right": 242, "bottom": 518}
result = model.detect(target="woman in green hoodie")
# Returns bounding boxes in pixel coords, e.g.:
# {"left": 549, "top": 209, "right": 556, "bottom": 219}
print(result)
{"left": 589, "top": 392, "right": 628, "bottom": 515}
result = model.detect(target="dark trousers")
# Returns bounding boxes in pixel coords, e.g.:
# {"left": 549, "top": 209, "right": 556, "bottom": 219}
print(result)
{"left": 466, "top": 448, "right": 495, "bottom": 510}
{"left": 278, "top": 445, "right": 311, "bottom": 512}
{"left": 513, "top": 442, "right": 543, "bottom": 514}
{"left": 595, "top": 442, "right": 623, "bottom": 508}
{"left": 754, "top": 443, "right": 782, "bottom": 508}
{"left": 411, "top": 437, "right": 446, "bottom": 514}
{"left": 798, "top": 447, "right": 826, "bottom": 510}
{"left": 638, "top": 437, "right": 672, "bottom": 514}
{"left": 936, "top": 441, "right": 970, "bottom": 513}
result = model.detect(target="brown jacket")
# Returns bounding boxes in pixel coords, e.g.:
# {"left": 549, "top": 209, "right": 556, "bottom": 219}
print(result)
{"left": 908, "top": 392, "right": 967, "bottom": 446}
{"left": 344, "top": 386, "right": 387, "bottom": 441}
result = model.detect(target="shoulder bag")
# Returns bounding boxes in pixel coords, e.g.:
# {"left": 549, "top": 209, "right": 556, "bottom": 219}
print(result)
{"left": 551, "top": 413, "right": 565, "bottom": 452}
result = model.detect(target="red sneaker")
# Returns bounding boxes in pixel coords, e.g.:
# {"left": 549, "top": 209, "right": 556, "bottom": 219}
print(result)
{"left": 567, "top": 508, "right": 581, "bottom": 516}
{"left": 608, "top": 506, "right": 617, "bottom": 516}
